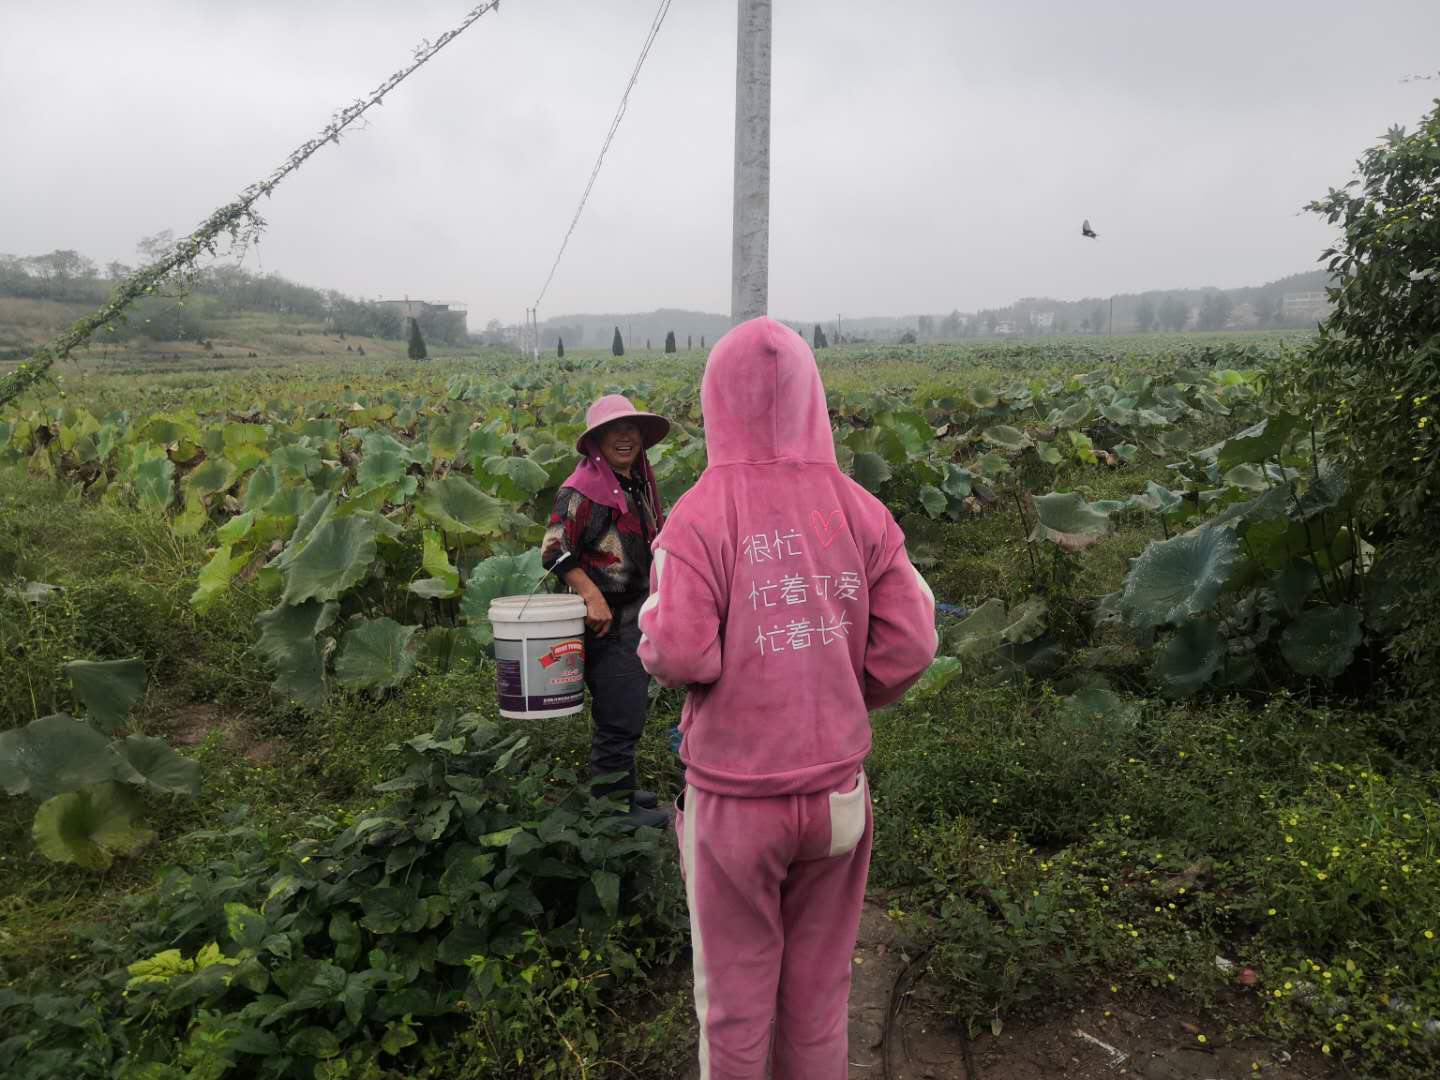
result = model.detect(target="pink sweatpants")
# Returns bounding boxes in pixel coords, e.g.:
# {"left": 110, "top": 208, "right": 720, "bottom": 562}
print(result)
{"left": 675, "top": 772, "right": 873, "bottom": 1080}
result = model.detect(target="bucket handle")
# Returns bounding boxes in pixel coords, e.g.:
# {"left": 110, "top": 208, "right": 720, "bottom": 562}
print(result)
{"left": 515, "top": 566, "right": 556, "bottom": 622}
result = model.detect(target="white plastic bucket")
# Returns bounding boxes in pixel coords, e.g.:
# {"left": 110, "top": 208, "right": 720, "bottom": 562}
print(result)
{"left": 490, "top": 594, "right": 587, "bottom": 719}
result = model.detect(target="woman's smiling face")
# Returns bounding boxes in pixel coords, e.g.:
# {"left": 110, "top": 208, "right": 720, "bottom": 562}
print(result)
{"left": 597, "top": 419, "right": 642, "bottom": 475}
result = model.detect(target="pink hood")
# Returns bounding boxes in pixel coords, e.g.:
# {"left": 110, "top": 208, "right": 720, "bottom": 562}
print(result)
{"left": 637, "top": 317, "right": 938, "bottom": 798}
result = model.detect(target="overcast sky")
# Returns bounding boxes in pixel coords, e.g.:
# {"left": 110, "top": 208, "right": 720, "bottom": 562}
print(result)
{"left": 2, "top": 1, "right": 1437, "bottom": 325}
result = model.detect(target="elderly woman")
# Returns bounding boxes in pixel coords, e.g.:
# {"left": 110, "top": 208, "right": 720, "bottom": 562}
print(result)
{"left": 541, "top": 394, "right": 671, "bottom": 829}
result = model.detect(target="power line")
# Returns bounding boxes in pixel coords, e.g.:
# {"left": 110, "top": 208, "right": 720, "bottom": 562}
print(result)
{"left": 533, "top": 0, "right": 674, "bottom": 309}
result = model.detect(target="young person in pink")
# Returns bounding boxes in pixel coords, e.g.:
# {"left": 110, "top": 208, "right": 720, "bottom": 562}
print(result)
{"left": 637, "top": 317, "right": 938, "bottom": 1079}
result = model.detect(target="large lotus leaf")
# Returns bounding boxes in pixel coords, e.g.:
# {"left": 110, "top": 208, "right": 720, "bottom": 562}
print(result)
{"left": 1119, "top": 526, "right": 1238, "bottom": 629}
{"left": 1053, "top": 402, "right": 1090, "bottom": 429}
{"left": 876, "top": 410, "right": 934, "bottom": 457}
{"left": 465, "top": 427, "right": 510, "bottom": 468}
{"left": 966, "top": 385, "right": 1000, "bottom": 410}
{"left": 975, "top": 452, "right": 1011, "bottom": 481}
{"left": 184, "top": 458, "right": 238, "bottom": 498}
{"left": 254, "top": 600, "right": 341, "bottom": 707}
{"left": 850, "top": 452, "right": 892, "bottom": 493}
{"left": 1002, "top": 597, "right": 1048, "bottom": 644}
{"left": 418, "top": 476, "right": 508, "bottom": 538}
{"left": 1222, "top": 463, "right": 1268, "bottom": 493}
{"left": 941, "top": 464, "right": 973, "bottom": 501}
{"left": 279, "top": 515, "right": 378, "bottom": 605}
{"left": 949, "top": 599, "right": 1008, "bottom": 659}
{"left": 1295, "top": 458, "right": 1349, "bottom": 520}
{"left": 0, "top": 714, "right": 120, "bottom": 800}
{"left": 1217, "top": 413, "right": 1301, "bottom": 470}
{"left": 416, "top": 626, "right": 487, "bottom": 673}
{"left": 270, "top": 442, "right": 322, "bottom": 478}
{"left": 133, "top": 455, "right": 176, "bottom": 511}
{"left": 1029, "top": 492, "right": 1111, "bottom": 551}
{"left": 64, "top": 658, "right": 146, "bottom": 734}
{"left": 1149, "top": 617, "right": 1225, "bottom": 697}
{"left": 1208, "top": 485, "right": 1290, "bottom": 532}
{"left": 138, "top": 413, "right": 202, "bottom": 446}
{"left": 1099, "top": 402, "right": 1137, "bottom": 427}
{"left": 222, "top": 424, "right": 270, "bottom": 470}
{"left": 243, "top": 463, "right": 281, "bottom": 512}
{"left": 33, "top": 782, "right": 155, "bottom": 869}
{"left": 479, "top": 455, "right": 550, "bottom": 502}
{"left": 427, "top": 412, "right": 472, "bottom": 463}
{"left": 113, "top": 735, "right": 201, "bottom": 796}
{"left": 408, "top": 529, "right": 462, "bottom": 599}
{"left": 1068, "top": 431, "right": 1097, "bottom": 465}
{"left": 982, "top": 425, "right": 1031, "bottom": 452}
{"left": 355, "top": 439, "right": 411, "bottom": 491}
{"left": 919, "top": 485, "right": 948, "bottom": 518}
{"left": 460, "top": 550, "right": 547, "bottom": 645}
{"left": 334, "top": 618, "right": 421, "bottom": 690}
{"left": 1280, "top": 605, "right": 1363, "bottom": 679}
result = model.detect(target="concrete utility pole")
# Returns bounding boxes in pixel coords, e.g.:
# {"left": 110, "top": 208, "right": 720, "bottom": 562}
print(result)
{"left": 731, "top": 0, "right": 772, "bottom": 324}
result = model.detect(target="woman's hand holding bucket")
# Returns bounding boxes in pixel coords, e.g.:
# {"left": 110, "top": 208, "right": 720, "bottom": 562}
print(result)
{"left": 583, "top": 592, "right": 614, "bottom": 637}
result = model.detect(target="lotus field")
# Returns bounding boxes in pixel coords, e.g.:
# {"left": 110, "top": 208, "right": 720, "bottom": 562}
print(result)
{"left": 1, "top": 335, "right": 1434, "bottom": 1079}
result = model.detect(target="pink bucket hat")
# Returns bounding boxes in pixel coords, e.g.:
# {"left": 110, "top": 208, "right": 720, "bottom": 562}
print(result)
{"left": 576, "top": 394, "right": 670, "bottom": 453}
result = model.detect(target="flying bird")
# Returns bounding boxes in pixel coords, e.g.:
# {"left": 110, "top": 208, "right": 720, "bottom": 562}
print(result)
{"left": 1081, "top": 219, "right": 1098, "bottom": 239}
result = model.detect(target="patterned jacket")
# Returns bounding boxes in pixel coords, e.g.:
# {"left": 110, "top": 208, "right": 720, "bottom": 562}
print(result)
{"left": 541, "top": 472, "right": 661, "bottom": 604}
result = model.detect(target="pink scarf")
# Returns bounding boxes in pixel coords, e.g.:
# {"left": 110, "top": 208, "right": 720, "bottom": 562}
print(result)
{"left": 561, "top": 437, "right": 667, "bottom": 531}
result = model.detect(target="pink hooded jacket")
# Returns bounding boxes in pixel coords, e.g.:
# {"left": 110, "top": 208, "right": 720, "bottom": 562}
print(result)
{"left": 637, "top": 317, "right": 938, "bottom": 798}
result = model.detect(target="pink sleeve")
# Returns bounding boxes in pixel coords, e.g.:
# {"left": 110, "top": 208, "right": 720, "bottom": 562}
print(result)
{"left": 637, "top": 547, "right": 724, "bottom": 689}
{"left": 863, "top": 541, "right": 939, "bottom": 710}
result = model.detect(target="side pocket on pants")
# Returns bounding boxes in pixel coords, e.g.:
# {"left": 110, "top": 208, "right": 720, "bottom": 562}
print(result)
{"left": 827, "top": 771, "right": 867, "bottom": 858}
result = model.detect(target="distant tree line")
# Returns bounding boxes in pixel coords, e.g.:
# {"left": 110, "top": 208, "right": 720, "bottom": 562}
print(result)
{"left": 0, "top": 238, "right": 421, "bottom": 344}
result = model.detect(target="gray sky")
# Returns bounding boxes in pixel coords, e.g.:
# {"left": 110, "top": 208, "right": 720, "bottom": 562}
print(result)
{"left": 2, "top": 1, "right": 1437, "bottom": 325}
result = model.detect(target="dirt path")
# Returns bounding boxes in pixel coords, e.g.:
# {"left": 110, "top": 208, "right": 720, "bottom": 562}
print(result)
{"left": 845, "top": 902, "right": 1336, "bottom": 1080}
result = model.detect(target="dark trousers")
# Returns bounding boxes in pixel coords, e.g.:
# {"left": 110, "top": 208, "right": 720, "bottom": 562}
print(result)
{"left": 585, "top": 598, "right": 649, "bottom": 801}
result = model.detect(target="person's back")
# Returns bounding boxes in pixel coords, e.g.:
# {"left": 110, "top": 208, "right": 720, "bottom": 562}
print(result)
{"left": 638, "top": 317, "right": 937, "bottom": 1079}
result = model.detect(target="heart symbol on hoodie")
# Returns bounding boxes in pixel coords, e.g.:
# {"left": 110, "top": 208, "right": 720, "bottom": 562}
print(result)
{"left": 810, "top": 509, "right": 845, "bottom": 549}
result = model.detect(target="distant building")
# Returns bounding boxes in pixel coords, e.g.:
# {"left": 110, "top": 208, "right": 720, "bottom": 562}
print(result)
{"left": 1281, "top": 291, "right": 1331, "bottom": 318}
{"left": 1034, "top": 311, "right": 1055, "bottom": 331}
{"left": 376, "top": 298, "right": 469, "bottom": 343}
{"left": 994, "top": 321, "right": 1016, "bottom": 336}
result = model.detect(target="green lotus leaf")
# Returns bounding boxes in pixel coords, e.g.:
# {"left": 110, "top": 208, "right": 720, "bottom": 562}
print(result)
{"left": 64, "top": 657, "right": 146, "bottom": 734}
{"left": 1036, "top": 444, "right": 1063, "bottom": 465}
{"left": 983, "top": 425, "right": 1031, "bottom": 451}
{"left": 1222, "top": 463, "right": 1268, "bottom": 492}
{"left": 1149, "top": 617, "right": 1225, "bottom": 697}
{"left": 418, "top": 475, "right": 508, "bottom": 538}
{"left": 357, "top": 446, "right": 409, "bottom": 490}
{"left": 427, "top": 412, "right": 472, "bottom": 462}
{"left": 479, "top": 455, "right": 550, "bottom": 501}
{"left": 850, "top": 452, "right": 892, "bottom": 492}
{"left": 1295, "top": 458, "right": 1349, "bottom": 520}
{"left": 975, "top": 452, "right": 1011, "bottom": 480}
{"left": 919, "top": 485, "right": 948, "bottom": 518}
{"left": 1280, "top": 605, "right": 1363, "bottom": 679}
{"left": 465, "top": 426, "right": 510, "bottom": 468}
{"left": 1068, "top": 430, "right": 1097, "bottom": 465}
{"left": 133, "top": 455, "right": 176, "bottom": 511}
{"left": 112, "top": 735, "right": 201, "bottom": 796}
{"left": 242, "top": 463, "right": 280, "bottom": 512}
{"left": 1054, "top": 402, "right": 1090, "bottom": 428}
{"left": 941, "top": 464, "right": 973, "bottom": 500}
{"left": 254, "top": 600, "right": 341, "bottom": 707}
{"left": 33, "top": 782, "right": 154, "bottom": 869}
{"left": 279, "top": 515, "right": 378, "bottom": 605}
{"left": 1029, "top": 492, "right": 1111, "bottom": 551}
{"left": 183, "top": 458, "right": 237, "bottom": 498}
{"left": 1217, "top": 413, "right": 1301, "bottom": 469}
{"left": 911, "top": 655, "right": 962, "bottom": 698}
{"left": 1120, "top": 526, "right": 1238, "bottom": 629}
{"left": 1099, "top": 402, "right": 1136, "bottom": 427}
{"left": 460, "top": 550, "right": 547, "bottom": 646}
{"left": 0, "top": 714, "right": 120, "bottom": 800}
{"left": 269, "top": 442, "right": 322, "bottom": 478}
{"left": 190, "top": 545, "right": 253, "bottom": 613}
{"left": 876, "top": 410, "right": 934, "bottom": 457}
{"left": 1112, "top": 443, "right": 1138, "bottom": 464}
{"left": 966, "top": 385, "right": 1000, "bottom": 410}
{"left": 949, "top": 599, "right": 1008, "bottom": 659}
{"left": 137, "top": 414, "right": 201, "bottom": 447}
{"left": 216, "top": 511, "right": 256, "bottom": 545}
{"left": 407, "top": 529, "right": 461, "bottom": 599}
{"left": 334, "top": 618, "right": 421, "bottom": 690}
